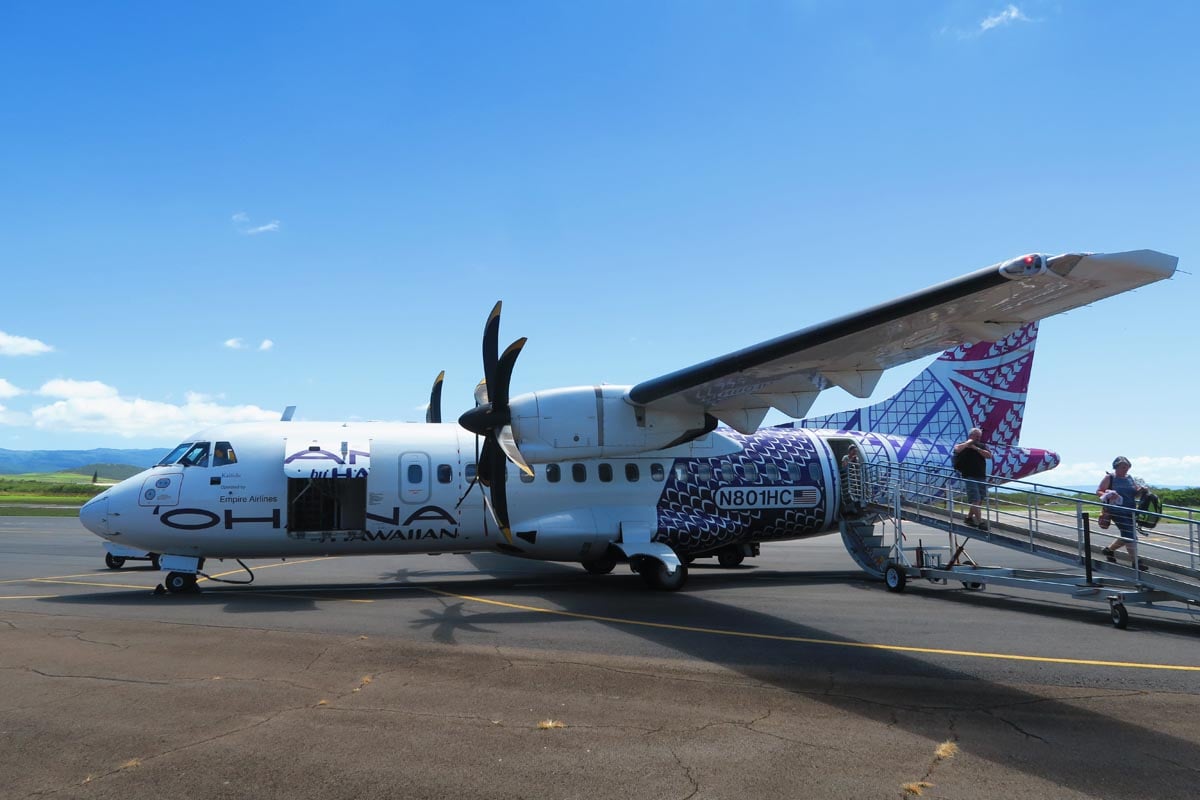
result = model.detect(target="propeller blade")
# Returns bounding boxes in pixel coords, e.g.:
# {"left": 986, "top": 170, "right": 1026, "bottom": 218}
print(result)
{"left": 478, "top": 437, "right": 497, "bottom": 487}
{"left": 426, "top": 370, "right": 445, "bottom": 424}
{"left": 480, "top": 437, "right": 512, "bottom": 543}
{"left": 497, "top": 425, "right": 533, "bottom": 477}
{"left": 473, "top": 379, "right": 489, "bottom": 407}
{"left": 491, "top": 338, "right": 526, "bottom": 410}
{"left": 483, "top": 301, "right": 502, "bottom": 389}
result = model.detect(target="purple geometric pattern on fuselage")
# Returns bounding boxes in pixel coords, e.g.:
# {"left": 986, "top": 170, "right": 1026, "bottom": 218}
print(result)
{"left": 657, "top": 429, "right": 827, "bottom": 554}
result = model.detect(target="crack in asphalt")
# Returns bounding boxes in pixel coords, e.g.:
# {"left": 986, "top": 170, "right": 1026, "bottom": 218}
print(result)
{"left": 667, "top": 746, "right": 700, "bottom": 800}
{"left": 22, "top": 703, "right": 314, "bottom": 798}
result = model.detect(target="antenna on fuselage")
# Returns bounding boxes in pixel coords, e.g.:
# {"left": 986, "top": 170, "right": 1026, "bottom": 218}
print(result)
{"left": 281, "top": 406, "right": 296, "bottom": 422}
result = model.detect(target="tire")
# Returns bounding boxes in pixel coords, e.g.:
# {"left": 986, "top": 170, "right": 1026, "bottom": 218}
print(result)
{"left": 164, "top": 572, "right": 197, "bottom": 594}
{"left": 582, "top": 554, "right": 617, "bottom": 575}
{"left": 104, "top": 553, "right": 125, "bottom": 570}
{"left": 717, "top": 547, "right": 745, "bottom": 568}
{"left": 640, "top": 560, "right": 688, "bottom": 591}
{"left": 1110, "top": 603, "right": 1129, "bottom": 629}
{"left": 961, "top": 581, "right": 984, "bottom": 590}
{"left": 884, "top": 562, "right": 907, "bottom": 593}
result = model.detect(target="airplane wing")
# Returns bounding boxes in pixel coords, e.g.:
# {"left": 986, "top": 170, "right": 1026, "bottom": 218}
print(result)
{"left": 626, "top": 250, "right": 1177, "bottom": 433}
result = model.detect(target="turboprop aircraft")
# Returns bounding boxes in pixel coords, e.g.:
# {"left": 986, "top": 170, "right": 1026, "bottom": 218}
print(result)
{"left": 80, "top": 250, "right": 1177, "bottom": 593}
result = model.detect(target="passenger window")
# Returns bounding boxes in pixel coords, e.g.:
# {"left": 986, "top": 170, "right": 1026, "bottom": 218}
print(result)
{"left": 407, "top": 464, "right": 423, "bottom": 484}
{"left": 466, "top": 463, "right": 477, "bottom": 481}
{"left": 651, "top": 463, "right": 665, "bottom": 482}
{"left": 625, "top": 463, "right": 640, "bottom": 482}
{"left": 808, "top": 462, "right": 822, "bottom": 481}
{"left": 182, "top": 442, "right": 210, "bottom": 468}
{"left": 720, "top": 463, "right": 736, "bottom": 482}
{"left": 673, "top": 464, "right": 687, "bottom": 481}
{"left": 598, "top": 463, "right": 613, "bottom": 483}
{"left": 786, "top": 463, "right": 803, "bottom": 482}
{"left": 764, "top": 463, "right": 780, "bottom": 482}
{"left": 546, "top": 464, "right": 561, "bottom": 483}
{"left": 437, "top": 464, "right": 453, "bottom": 484}
{"left": 572, "top": 463, "right": 587, "bottom": 483}
{"left": 520, "top": 468, "right": 534, "bottom": 484}
{"left": 743, "top": 462, "right": 759, "bottom": 482}
{"left": 697, "top": 464, "right": 712, "bottom": 482}
{"left": 213, "top": 442, "right": 237, "bottom": 467}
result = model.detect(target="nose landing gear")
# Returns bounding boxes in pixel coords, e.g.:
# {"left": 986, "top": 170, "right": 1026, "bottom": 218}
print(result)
{"left": 163, "top": 571, "right": 199, "bottom": 594}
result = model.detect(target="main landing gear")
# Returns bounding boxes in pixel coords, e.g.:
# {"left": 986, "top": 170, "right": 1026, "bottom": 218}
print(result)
{"left": 631, "top": 557, "right": 688, "bottom": 591}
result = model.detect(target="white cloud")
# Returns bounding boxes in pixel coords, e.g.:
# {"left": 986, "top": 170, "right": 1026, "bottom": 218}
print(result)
{"left": 27, "top": 381, "right": 278, "bottom": 438}
{"left": 0, "top": 331, "right": 54, "bottom": 356}
{"left": 0, "top": 378, "right": 23, "bottom": 398}
{"left": 0, "top": 403, "right": 30, "bottom": 426}
{"left": 224, "top": 338, "right": 245, "bottom": 350}
{"left": 232, "top": 211, "right": 281, "bottom": 235}
{"left": 980, "top": 4, "right": 1029, "bottom": 32}
{"left": 258, "top": 339, "right": 274, "bottom": 351}
{"left": 39, "top": 379, "right": 119, "bottom": 399}
{"left": 1043, "top": 456, "right": 1200, "bottom": 488}
{"left": 245, "top": 220, "right": 281, "bottom": 235}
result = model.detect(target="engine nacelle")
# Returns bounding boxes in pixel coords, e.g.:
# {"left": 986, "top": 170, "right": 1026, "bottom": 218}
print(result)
{"left": 509, "top": 385, "right": 711, "bottom": 463}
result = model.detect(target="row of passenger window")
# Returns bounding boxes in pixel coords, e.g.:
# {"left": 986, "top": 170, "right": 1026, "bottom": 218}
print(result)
{"left": 410, "top": 459, "right": 819, "bottom": 486}
{"left": 519, "top": 462, "right": 667, "bottom": 484}
{"left": 512, "top": 460, "right": 815, "bottom": 485}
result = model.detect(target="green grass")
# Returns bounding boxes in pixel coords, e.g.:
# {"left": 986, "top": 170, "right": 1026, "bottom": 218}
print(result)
{"left": 0, "top": 506, "right": 81, "bottom": 517}
{"left": 0, "top": 495, "right": 88, "bottom": 505}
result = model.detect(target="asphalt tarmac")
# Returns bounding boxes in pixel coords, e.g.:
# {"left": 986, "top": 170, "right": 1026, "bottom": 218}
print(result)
{"left": 2, "top": 517, "right": 1198, "bottom": 799}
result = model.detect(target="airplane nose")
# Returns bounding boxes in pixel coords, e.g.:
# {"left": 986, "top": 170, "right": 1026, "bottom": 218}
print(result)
{"left": 80, "top": 495, "right": 109, "bottom": 536}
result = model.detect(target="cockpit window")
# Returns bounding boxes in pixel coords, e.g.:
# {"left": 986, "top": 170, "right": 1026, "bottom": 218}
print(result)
{"left": 158, "top": 443, "right": 193, "bottom": 466}
{"left": 180, "top": 441, "right": 211, "bottom": 467}
{"left": 213, "top": 442, "right": 237, "bottom": 466}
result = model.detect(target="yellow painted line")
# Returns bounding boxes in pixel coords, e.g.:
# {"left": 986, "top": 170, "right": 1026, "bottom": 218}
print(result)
{"left": 424, "top": 588, "right": 1200, "bottom": 673}
{"left": 255, "top": 592, "right": 373, "bottom": 604}
{"left": 0, "top": 571, "right": 125, "bottom": 584}
{"left": 0, "top": 594, "right": 59, "bottom": 599}
{"left": 31, "top": 578, "right": 153, "bottom": 590}
{"left": 203, "top": 557, "right": 337, "bottom": 581}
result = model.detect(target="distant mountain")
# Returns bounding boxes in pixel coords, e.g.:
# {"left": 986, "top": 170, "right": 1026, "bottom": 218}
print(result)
{"left": 0, "top": 448, "right": 169, "bottom": 475}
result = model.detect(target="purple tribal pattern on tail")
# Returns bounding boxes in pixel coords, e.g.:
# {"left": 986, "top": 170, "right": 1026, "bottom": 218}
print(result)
{"left": 783, "top": 322, "right": 1058, "bottom": 480}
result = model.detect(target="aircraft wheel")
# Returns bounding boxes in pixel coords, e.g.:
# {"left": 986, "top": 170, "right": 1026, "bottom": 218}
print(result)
{"left": 717, "top": 546, "right": 745, "bottom": 568}
{"left": 1110, "top": 602, "right": 1129, "bottom": 629}
{"left": 640, "top": 560, "right": 688, "bottom": 591}
{"left": 104, "top": 553, "right": 125, "bottom": 570}
{"left": 961, "top": 581, "right": 984, "bottom": 590}
{"left": 884, "top": 562, "right": 907, "bottom": 593}
{"left": 581, "top": 555, "right": 617, "bottom": 575}
{"left": 164, "top": 572, "right": 198, "bottom": 594}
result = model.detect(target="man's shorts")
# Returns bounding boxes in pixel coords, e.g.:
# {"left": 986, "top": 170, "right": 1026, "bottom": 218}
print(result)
{"left": 964, "top": 479, "right": 986, "bottom": 504}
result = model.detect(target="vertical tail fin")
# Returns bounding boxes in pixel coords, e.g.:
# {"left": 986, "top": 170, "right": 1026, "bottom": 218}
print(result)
{"left": 793, "top": 322, "right": 1040, "bottom": 447}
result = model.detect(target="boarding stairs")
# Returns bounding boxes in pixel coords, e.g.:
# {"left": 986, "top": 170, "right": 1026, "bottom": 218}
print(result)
{"left": 838, "top": 461, "right": 1200, "bottom": 628}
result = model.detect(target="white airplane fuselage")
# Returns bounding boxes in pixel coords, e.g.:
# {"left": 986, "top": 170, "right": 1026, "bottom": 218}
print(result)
{"left": 80, "top": 418, "right": 1054, "bottom": 568}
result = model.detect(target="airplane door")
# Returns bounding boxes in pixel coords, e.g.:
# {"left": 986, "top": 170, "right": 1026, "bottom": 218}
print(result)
{"left": 400, "top": 452, "right": 431, "bottom": 505}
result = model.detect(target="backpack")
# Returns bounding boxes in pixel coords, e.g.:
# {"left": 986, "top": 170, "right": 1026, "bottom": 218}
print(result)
{"left": 1137, "top": 491, "right": 1163, "bottom": 529}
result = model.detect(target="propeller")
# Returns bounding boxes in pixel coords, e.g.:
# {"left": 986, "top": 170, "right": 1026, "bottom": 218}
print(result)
{"left": 425, "top": 370, "right": 445, "bottom": 424}
{"left": 458, "top": 302, "right": 533, "bottom": 542}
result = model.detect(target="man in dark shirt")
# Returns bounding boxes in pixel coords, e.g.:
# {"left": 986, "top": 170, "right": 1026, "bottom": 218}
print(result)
{"left": 953, "top": 427, "right": 992, "bottom": 530}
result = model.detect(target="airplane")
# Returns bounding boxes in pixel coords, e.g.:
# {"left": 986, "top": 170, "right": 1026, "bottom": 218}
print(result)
{"left": 80, "top": 250, "right": 1177, "bottom": 594}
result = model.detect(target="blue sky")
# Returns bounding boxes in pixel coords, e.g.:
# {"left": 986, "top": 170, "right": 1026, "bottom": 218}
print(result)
{"left": 0, "top": 2, "right": 1196, "bottom": 485}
